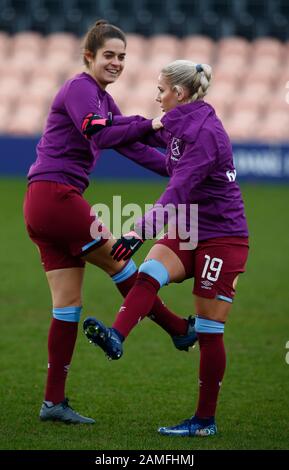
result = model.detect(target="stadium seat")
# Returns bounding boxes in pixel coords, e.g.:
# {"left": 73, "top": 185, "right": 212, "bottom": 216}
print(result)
{"left": 12, "top": 31, "right": 44, "bottom": 55}
{"left": 182, "top": 35, "right": 215, "bottom": 62}
{"left": 255, "top": 111, "right": 289, "bottom": 142}
{"left": 213, "top": 62, "right": 246, "bottom": 87}
{"left": 233, "top": 82, "right": 272, "bottom": 113}
{"left": 137, "top": 56, "right": 174, "bottom": 82}
{"left": 41, "top": 53, "right": 77, "bottom": 78}
{"left": 0, "top": 24, "right": 288, "bottom": 141}
{"left": 107, "top": 82, "right": 132, "bottom": 109}
{"left": 0, "top": 76, "right": 25, "bottom": 106}
{"left": 225, "top": 110, "right": 259, "bottom": 141}
{"left": 120, "top": 54, "right": 147, "bottom": 83}
{"left": 0, "top": 102, "right": 11, "bottom": 133}
{"left": 148, "top": 34, "right": 180, "bottom": 57}
{"left": 121, "top": 101, "right": 155, "bottom": 119}
{"left": 5, "top": 103, "right": 46, "bottom": 135}
{"left": 130, "top": 80, "right": 158, "bottom": 104}
{"left": 217, "top": 36, "right": 250, "bottom": 58}
{"left": 46, "top": 32, "right": 79, "bottom": 56}
{"left": 252, "top": 37, "right": 285, "bottom": 59}
{"left": 8, "top": 50, "right": 42, "bottom": 81}
{"left": 206, "top": 82, "right": 236, "bottom": 116}
{"left": 126, "top": 33, "right": 148, "bottom": 56}
{"left": 269, "top": 89, "right": 289, "bottom": 113}
{"left": 216, "top": 54, "right": 248, "bottom": 71}
{"left": 25, "top": 77, "right": 59, "bottom": 102}
{"left": 245, "top": 60, "right": 281, "bottom": 87}
{"left": 0, "top": 31, "right": 10, "bottom": 56}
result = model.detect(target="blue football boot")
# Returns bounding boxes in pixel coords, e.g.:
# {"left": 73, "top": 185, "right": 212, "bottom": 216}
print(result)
{"left": 171, "top": 316, "right": 198, "bottom": 351}
{"left": 158, "top": 416, "right": 217, "bottom": 437}
{"left": 83, "top": 317, "right": 123, "bottom": 360}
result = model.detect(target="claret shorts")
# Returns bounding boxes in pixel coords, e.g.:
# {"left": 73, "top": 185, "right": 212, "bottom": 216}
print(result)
{"left": 156, "top": 234, "right": 249, "bottom": 302}
{"left": 24, "top": 181, "right": 108, "bottom": 271}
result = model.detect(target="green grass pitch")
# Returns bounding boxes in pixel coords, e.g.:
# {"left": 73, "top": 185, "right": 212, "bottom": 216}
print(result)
{"left": 0, "top": 178, "right": 288, "bottom": 450}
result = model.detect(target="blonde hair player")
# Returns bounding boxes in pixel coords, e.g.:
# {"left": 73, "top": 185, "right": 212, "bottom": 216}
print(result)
{"left": 83, "top": 59, "right": 249, "bottom": 437}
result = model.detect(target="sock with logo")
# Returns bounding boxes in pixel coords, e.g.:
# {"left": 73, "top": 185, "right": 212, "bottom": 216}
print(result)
{"left": 44, "top": 308, "right": 81, "bottom": 404}
{"left": 111, "top": 260, "right": 187, "bottom": 336}
{"left": 112, "top": 272, "right": 160, "bottom": 337}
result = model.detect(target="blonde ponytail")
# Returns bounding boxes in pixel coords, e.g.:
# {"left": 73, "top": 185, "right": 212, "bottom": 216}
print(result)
{"left": 161, "top": 60, "right": 212, "bottom": 102}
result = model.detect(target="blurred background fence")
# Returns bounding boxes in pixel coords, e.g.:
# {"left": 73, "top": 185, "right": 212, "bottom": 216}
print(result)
{"left": 0, "top": 0, "right": 288, "bottom": 180}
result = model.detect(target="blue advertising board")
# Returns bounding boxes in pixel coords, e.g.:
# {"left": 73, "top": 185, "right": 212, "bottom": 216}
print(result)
{"left": 1, "top": 137, "right": 289, "bottom": 181}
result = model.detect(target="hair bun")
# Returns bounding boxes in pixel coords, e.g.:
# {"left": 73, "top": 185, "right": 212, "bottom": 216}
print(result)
{"left": 95, "top": 19, "right": 109, "bottom": 27}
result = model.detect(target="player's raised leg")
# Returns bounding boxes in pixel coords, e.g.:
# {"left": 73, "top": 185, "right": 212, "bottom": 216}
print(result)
{"left": 83, "top": 243, "right": 197, "bottom": 359}
{"left": 84, "top": 238, "right": 194, "bottom": 346}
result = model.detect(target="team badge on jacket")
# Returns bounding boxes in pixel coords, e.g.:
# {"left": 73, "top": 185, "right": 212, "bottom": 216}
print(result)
{"left": 170, "top": 137, "right": 182, "bottom": 161}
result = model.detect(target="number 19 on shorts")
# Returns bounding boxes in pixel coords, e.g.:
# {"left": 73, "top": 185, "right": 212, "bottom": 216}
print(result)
{"left": 201, "top": 255, "right": 223, "bottom": 282}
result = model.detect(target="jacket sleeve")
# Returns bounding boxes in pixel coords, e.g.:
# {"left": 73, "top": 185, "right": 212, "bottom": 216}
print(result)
{"left": 65, "top": 84, "right": 169, "bottom": 177}
{"left": 90, "top": 116, "right": 155, "bottom": 148}
{"left": 134, "top": 128, "right": 217, "bottom": 237}
{"left": 64, "top": 78, "right": 101, "bottom": 131}
{"left": 89, "top": 112, "right": 168, "bottom": 149}
{"left": 112, "top": 115, "right": 169, "bottom": 148}
{"left": 115, "top": 141, "right": 168, "bottom": 176}
{"left": 64, "top": 80, "right": 153, "bottom": 146}
{"left": 102, "top": 99, "right": 169, "bottom": 176}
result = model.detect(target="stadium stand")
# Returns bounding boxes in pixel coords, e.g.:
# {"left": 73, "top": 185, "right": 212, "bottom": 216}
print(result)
{"left": 0, "top": 0, "right": 288, "bottom": 141}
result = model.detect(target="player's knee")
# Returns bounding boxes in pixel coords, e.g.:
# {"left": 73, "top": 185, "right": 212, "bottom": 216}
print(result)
{"left": 111, "top": 259, "right": 137, "bottom": 283}
{"left": 53, "top": 306, "right": 82, "bottom": 323}
{"left": 139, "top": 259, "right": 170, "bottom": 287}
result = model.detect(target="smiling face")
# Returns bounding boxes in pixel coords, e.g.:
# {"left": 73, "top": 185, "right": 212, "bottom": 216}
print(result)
{"left": 156, "top": 73, "right": 190, "bottom": 113}
{"left": 85, "top": 38, "right": 126, "bottom": 89}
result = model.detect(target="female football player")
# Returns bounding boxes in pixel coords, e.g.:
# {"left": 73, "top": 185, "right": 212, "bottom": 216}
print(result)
{"left": 83, "top": 59, "right": 249, "bottom": 437}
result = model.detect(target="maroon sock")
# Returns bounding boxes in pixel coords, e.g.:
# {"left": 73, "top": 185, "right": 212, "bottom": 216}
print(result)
{"left": 113, "top": 272, "right": 160, "bottom": 337}
{"left": 44, "top": 318, "right": 78, "bottom": 404}
{"left": 114, "top": 271, "right": 187, "bottom": 336}
{"left": 114, "top": 270, "right": 138, "bottom": 297}
{"left": 149, "top": 298, "right": 187, "bottom": 336}
{"left": 195, "top": 333, "right": 226, "bottom": 419}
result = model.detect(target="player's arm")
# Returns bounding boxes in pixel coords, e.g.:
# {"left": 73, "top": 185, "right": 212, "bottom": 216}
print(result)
{"left": 83, "top": 113, "right": 155, "bottom": 147}
{"left": 64, "top": 80, "right": 153, "bottom": 147}
{"left": 134, "top": 129, "right": 217, "bottom": 240}
{"left": 85, "top": 113, "right": 169, "bottom": 176}
{"left": 82, "top": 110, "right": 168, "bottom": 149}
{"left": 65, "top": 84, "right": 168, "bottom": 177}
{"left": 111, "top": 129, "right": 217, "bottom": 260}
{"left": 109, "top": 100, "right": 169, "bottom": 177}
{"left": 112, "top": 115, "right": 169, "bottom": 148}
{"left": 115, "top": 141, "right": 168, "bottom": 176}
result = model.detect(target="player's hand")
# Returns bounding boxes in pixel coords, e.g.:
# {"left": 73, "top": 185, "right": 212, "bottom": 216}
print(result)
{"left": 110, "top": 231, "right": 144, "bottom": 261}
{"left": 82, "top": 112, "right": 113, "bottom": 139}
{"left": 152, "top": 116, "right": 163, "bottom": 131}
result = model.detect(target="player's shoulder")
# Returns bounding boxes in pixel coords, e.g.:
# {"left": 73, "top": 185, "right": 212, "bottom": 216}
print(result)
{"left": 61, "top": 72, "right": 103, "bottom": 103}
{"left": 65, "top": 72, "right": 96, "bottom": 90}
